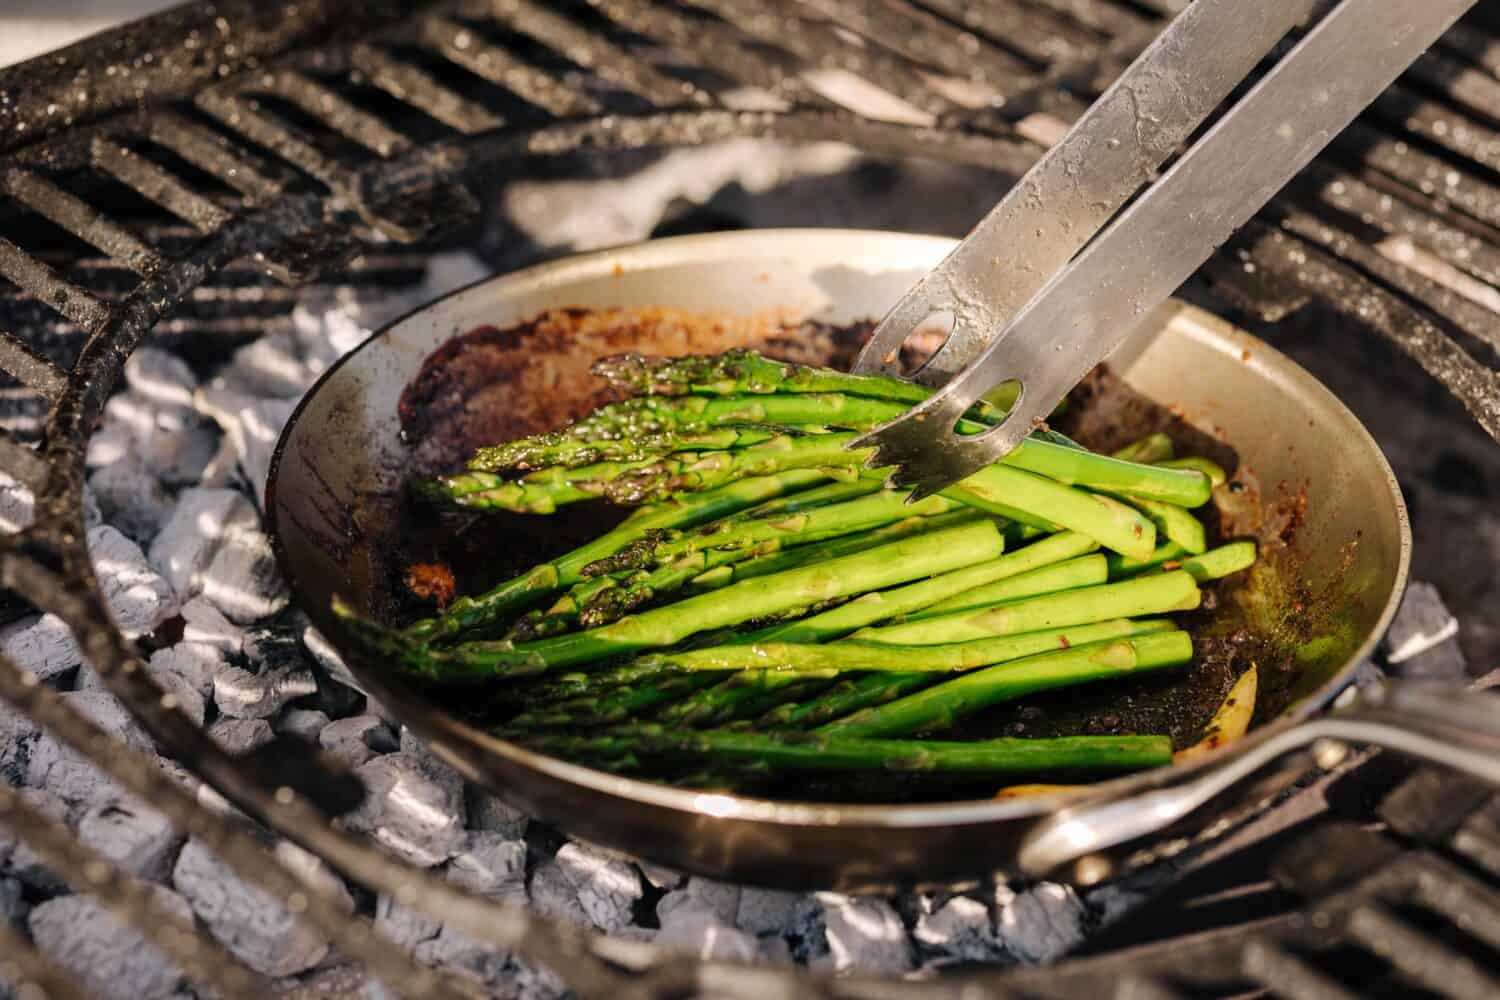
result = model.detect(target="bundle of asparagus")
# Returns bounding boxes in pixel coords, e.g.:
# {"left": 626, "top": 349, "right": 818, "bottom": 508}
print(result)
{"left": 336, "top": 349, "right": 1259, "bottom": 794}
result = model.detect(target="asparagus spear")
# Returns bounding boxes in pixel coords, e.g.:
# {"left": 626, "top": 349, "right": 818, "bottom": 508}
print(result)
{"left": 906, "top": 555, "right": 1108, "bottom": 621}
{"left": 1160, "top": 540, "right": 1257, "bottom": 582}
{"left": 516, "top": 724, "right": 1173, "bottom": 777}
{"left": 508, "top": 672, "right": 723, "bottom": 730}
{"left": 650, "top": 673, "right": 837, "bottom": 729}
{"left": 950, "top": 466, "right": 1156, "bottom": 559}
{"left": 350, "top": 520, "right": 1006, "bottom": 681}
{"left": 1111, "top": 433, "right": 1176, "bottom": 464}
{"left": 1156, "top": 456, "right": 1227, "bottom": 487}
{"left": 820, "top": 631, "right": 1193, "bottom": 738}
{"left": 632, "top": 616, "right": 1178, "bottom": 676}
{"left": 470, "top": 427, "right": 779, "bottom": 472}
{"left": 757, "top": 619, "right": 1177, "bottom": 730}
{"left": 855, "top": 571, "right": 1200, "bottom": 645}
{"left": 436, "top": 425, "right": 1211, "bottom": 514}
{"left": 1175, "top": 664, "right": 1258, "bottom": 762}
{"left": 1105, "top": 542, "right": 1189, "bottom": 579}
{"left": 1100, "top": 492, "right": 1207, "bottom": 555}
{"left": 403, "top": 469, "right": 832, "bottom": 642}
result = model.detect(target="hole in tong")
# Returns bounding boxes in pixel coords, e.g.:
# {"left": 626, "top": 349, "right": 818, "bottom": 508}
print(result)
{"left": 894, "top": 309, "right": 954, "bottom": 377}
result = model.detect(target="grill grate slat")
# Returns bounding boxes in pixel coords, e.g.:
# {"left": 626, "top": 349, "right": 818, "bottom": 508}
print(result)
{"left": 1345, "top": 903, "right": 1500, "bottom": 1000}
{"left": 89, "top": 137, "right": 235, "bottom": 234}
{"left": 482, "top": 0, "right": 715, "bottom": 108}
{"left": 0, "top": 2, "right": 1495, "bottom": 997}
{"left": 350, "top": 42, "right": 508, "bottom": 134}
{"left": 420, "top": 14, "right": 603, "bottom": 117}
{"left": 0, "top": 237, "right": 111, "bottom": 333}
{"left": 2, "top": 169, "right": 164, "bottom": 275}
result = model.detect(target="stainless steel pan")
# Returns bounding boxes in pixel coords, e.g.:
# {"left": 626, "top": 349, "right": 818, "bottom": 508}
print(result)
{"left": 268, "top": 229, "right": 1495, "bottom": 892}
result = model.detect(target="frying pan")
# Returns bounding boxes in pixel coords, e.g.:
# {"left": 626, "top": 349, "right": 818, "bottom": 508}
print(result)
{"left": 268, "top": 229, "right": 1496, "bottom": 892}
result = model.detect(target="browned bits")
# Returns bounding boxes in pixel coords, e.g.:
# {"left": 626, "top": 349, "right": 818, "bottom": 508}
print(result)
{"left": 405, "top": 562, "right": 457, "bottom": 607}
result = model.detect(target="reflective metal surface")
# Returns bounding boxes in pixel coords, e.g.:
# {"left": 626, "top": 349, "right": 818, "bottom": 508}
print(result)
{"left": 854, "top": 0, "right": 1480, "bottom": 496}
{"left": 268, "top": 228, "right": 1412, "bottom": 891}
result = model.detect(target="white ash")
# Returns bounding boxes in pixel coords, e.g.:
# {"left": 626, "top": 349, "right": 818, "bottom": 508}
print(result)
{"left": 2, "top": 787, "right": 71, "bottom": 894}
{"left": 0, "top": 469, "right": 34, "bottom": 533}
{"left": 149, "top": 642, "right": 229, "bottom": 701}
{"left": 77, "top": 799, "right": 183, "bottom": 883}
{"left": 913, "top": 895, "right": 1002, "bottom": 963}
{"left": 28, "top": 887, "right": 192, "bottom": 1000}
{"left": 994, "top": 883, "right": 1088, "bottom": 965}
{"left": 0, "top": 878, "right": 25, "bottom": 928}
{"left": 179, "top": 597, "right": 244, "bottom": 655}
{"left": 207, "top": 719, "right": 275, "bottom": 756}
{"left": 173, "top": 837, "right": 337, "bottom": 977}
{"left": 200, "top": 525, "right": 289, "bottom": 623}
{"left": 465, "top": 786, "right": 529, "bottom": 840}
{"left": 147, "top": 487, "right": 258, "bottom": 598}
{"left": 77, "top": 666, "right": 206, "bottom": 729}
{"left": 318, "top": 715, "right": 397, "bottom": 769}
{"left": 277, "top": 707, "right": 331, "bottom": 742}
{"left": 90, "top": 525, "right": 175, "bottom": 637}
{"left": 815, "top": 894, "right": 913, "bottom": 975}
{"left": 25, "top": 692, "right": 151, "bottom": 816}
{"left": 446, "top": 831, "right": 527, "bottom": 903}
{"left": 552, "top": 842, "right": 645, "bottom": 934}
{"left": 212, "top": 663, "right": 317, "bottom": 719}
{"left": 89, "top": 453, "right": 172, "bottom": 543}
{"left": 194, "top": 386, "right": 298, "bottom": 507}
{"left": 1, "top": 613, "right": 81, "bottom": 685}
{"left": 340, "top": 752, "right": 466, "bottom": 867}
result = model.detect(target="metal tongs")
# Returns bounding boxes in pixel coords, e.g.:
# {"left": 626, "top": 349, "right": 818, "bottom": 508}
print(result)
{"left": 852, "top": 0, "right": 1477, "bottom": 495}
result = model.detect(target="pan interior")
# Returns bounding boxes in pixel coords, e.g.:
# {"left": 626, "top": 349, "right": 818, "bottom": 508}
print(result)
{"left": 268, "top": 230, "right": 1408, "bottom": 813}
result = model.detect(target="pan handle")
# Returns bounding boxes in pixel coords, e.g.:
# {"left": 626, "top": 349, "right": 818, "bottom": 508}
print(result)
{"left": 1017, "top": 680, "right": 1500, "bottom": 881}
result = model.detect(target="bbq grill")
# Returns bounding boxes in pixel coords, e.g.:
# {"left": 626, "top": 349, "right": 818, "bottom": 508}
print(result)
{"left": 0, "top": 1, "right": 1497, "bottom": 997}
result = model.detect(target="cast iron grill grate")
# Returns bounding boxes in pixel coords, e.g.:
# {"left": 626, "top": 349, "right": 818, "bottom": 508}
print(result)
{"left": 0, "top": 1, "right": 1496, "bottom": 996}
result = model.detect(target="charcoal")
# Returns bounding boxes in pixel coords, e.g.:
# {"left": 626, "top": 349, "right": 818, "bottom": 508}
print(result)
{"left": 341, "top": 753, "right": 465, "bottom": 867}
{"left": 276, "top": 708, "right": 331, "bottom": 742}
{"left": 658, "top": 878, "right": 741, "bottom": 929}
{"left": 147, "top": 488, "right": 258, "bottom": 597}
{"left": 318, "top": 715, "right": 395, "bottom": 769}
{"left": 373, "top": 893, "right": 440, "bottom": 953}
{"left": 0, "top": 702, "right": 37, "bottom": 787}
{"left": 0, "top": 469, "right": 34, "bottom": 532}
{"left": 465, "top": 787, "right": 529, "bottom": 840}
{"left": 89, "top": 455, "right": 171, "bottom": 544}
{"left": 913, "top": 896, "right": 1001, "bottom": 962}
{"left": 207, "top": 719, "right": 274, "bottom": 756}
{"left": 527, "top": 859, "right": 593, "bottom": 930}
{"left": 124, "top": 347, "right": 197, "bottom": 412}
{"left": 77, "top": 799, "right": 184, "bottom": 883}
{"left": 219, "top": 333, "right": 315, "bottom": 398}
{"left": 551, "top": 842, "right": 643, "bottom": 933}
{"left": 26, "top": 692, "right": 150, "bottom": 814}
{"left": 398, "top": 728, "right": 467, "bottom": 790}
{"left": 28, "top": 887, "right": 191, "bottom": 999}
{"left": 149, "top": 643, "right": 229, "bottom": 701}
{"left": 301, "top": 625, "right": 364, "bottom": 692}
{"left": 815, "top": 894, "right": 912, "bottom": 974}
{"left": 994, "top": 883, "right": 1087, "bottom": 964}
{"left": 91, "top": 525, "right": 175, "bottom": 638}
{"left": 194, "top": 387, "right": 298, "bottom": 504}
{"left": 1384, "top": 580, "right": 1459, "bottom": 664}
{"left": 0, "top": 877, "right": 24, "bottom": 928}
{"left": 179, "top": 598, "right": 244, "bottom": 654}
{"left": 445, "top": 832, "right": 526, "bottom": 902}
{"left": 78, "top": 666, "right": 206, "bottom": 728}
{"left": 172, "top": 838, "right": 332, "bottom": 977}
{"left": 198, "top": 433, "right": 245, "bottom": 490}
{"left": 213, "top": 664, "right": 317, "bottom": 719}
{"left": 201, "top": 526, "right": 289, "bottom": 624}
{"left": 0, "top": 613, "right": 81, "bottom": 685}
{"left": 2, "top": 788, "right": 69, "bottom": 893}
{"left": 736, "top": 887, "right": 818, "bottom": 939}
{"left": 241, "top": 617, "right": 310, "bottom": 672}
{"left": 654, "top": 921, "right": 760, "bottom": 963}
{"left": 272, "top": 839, "right": 355, "bottom": 917}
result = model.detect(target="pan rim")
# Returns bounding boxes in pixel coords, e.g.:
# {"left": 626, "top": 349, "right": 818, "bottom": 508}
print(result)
{"left": 267, "top": 227, "right": 1412, "bottom": 830}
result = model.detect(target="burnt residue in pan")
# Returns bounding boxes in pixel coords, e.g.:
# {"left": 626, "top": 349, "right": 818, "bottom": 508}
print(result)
{"left": 381, "top": 308, "right": 1336, "bottom": 802}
